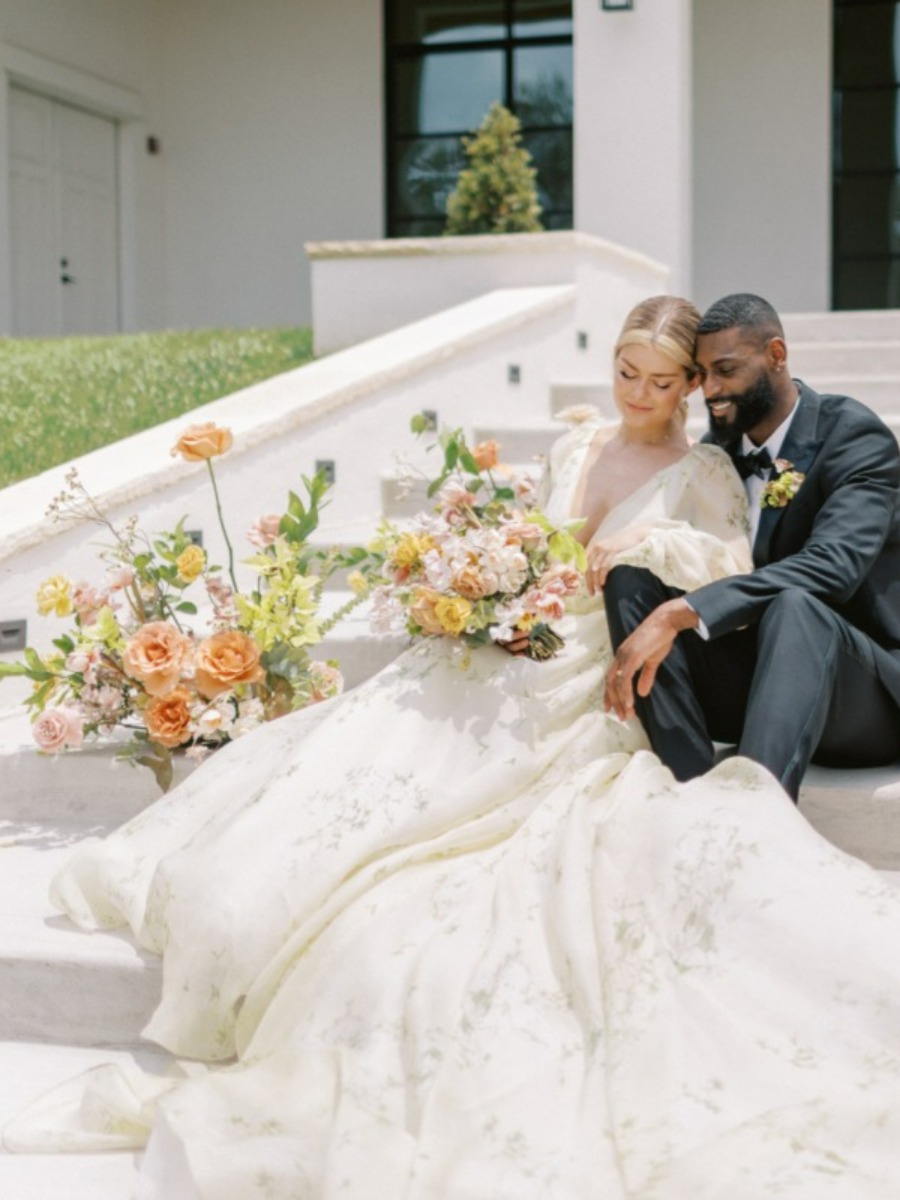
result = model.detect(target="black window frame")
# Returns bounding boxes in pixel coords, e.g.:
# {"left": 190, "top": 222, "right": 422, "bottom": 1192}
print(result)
{"left": 832, "top": 0, "right": 900, "bottom": 308}
{"left": 384, "top": 0, "right": 574, "bottom": 238}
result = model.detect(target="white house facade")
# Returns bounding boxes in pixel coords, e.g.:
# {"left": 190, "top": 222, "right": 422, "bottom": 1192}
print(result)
{"left": 0, "top": 0, "right": 871, "bottom": 337}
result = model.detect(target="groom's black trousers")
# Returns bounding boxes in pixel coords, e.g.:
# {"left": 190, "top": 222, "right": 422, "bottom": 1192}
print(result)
{"left": 604, "top": 566, "right": 900, "bottom": 801}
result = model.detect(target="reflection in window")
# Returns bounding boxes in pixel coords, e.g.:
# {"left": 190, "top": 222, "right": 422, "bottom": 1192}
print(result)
{"left": 386, "top": 0, "right": 573, "bottom": 236}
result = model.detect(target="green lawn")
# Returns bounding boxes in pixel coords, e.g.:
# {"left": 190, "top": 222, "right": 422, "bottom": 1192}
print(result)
{"left": 0, "top": 327, "right": 314, "bottom": 488}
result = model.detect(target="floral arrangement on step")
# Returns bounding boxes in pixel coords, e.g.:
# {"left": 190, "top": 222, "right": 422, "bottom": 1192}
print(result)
{"left": 0, "top": 422, "right": 368, "bottom": 791}
{"left": 367, "top": 417, "right": 586, "bottom": 659}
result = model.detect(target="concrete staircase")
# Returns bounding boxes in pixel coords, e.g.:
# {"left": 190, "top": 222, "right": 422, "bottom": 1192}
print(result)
{"left": 4, "top": 307, "right": 900, "bottom": 1196}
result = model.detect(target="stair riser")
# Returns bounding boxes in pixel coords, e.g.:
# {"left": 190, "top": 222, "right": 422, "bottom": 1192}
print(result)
{"left": 0, "top": 957, "right": 159, "bottom": 1046}
{"left": 470, "top": 425, "right": 558, "bottom": 463}
{"left": 790, "top": 345, "right": 900, "bottom": 377}
{"left": 783, "top": 312, "right": 900, "bottom": 342}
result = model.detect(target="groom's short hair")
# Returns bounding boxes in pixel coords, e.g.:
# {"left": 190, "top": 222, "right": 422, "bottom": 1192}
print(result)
{"left": 698, "top": 293, "right": 784, "bottom": 346}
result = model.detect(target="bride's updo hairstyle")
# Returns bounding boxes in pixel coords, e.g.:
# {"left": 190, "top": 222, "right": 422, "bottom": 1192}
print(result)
{"left": 614, "top": 295, "right": 701, "bottom": 376}
{"left": 613, "top": 295, "right": 702, "bottom": 423}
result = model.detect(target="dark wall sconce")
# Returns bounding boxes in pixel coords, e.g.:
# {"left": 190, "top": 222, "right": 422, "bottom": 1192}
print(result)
{"left": 601, "top": 0, "right": 634, "bottom": 9}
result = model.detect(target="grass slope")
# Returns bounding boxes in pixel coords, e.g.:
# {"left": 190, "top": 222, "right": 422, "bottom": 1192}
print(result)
{"left": 0, "top": 327, "right": 313, "bottom": 488}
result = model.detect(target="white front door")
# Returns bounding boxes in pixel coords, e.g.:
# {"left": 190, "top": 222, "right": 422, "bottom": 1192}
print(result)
{"left": 9, "top": 86, "right": 120, "bottom": 337}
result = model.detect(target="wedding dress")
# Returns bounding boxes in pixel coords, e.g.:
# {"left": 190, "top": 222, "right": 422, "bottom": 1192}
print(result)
{"left": 8, "top": 425, "right": 900, "bottom": 1200}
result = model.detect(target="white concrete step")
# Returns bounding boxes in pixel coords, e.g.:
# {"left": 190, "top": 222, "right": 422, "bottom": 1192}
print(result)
{"left": 470, "top": 420, "right": 559, "bottom": 464}
{"left": 0, "top": 822, "right": 160, "bottom": 1045}
{"left": 790, "top": 341, "right": 900, "bottom": 378}
{"left": 783, "top": 309, "right": 900, "bottom": 342}
{"left": 549, "top": 380, "right": 614, "bottom": 416}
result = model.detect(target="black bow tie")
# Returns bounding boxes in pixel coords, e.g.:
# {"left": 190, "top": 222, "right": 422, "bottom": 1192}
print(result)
{"left": 733, "top": 447, "right": 774, "bottom": 480}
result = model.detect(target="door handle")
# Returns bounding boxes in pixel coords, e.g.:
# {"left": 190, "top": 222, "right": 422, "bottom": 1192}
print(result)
{"left": 60, "top": 257, "right": 75, "bottom": 284}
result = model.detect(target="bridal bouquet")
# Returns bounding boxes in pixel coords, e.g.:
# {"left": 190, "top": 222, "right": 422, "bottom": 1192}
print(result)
{"left": 0, "top": 422, "right": 360, "bottom": 790}
{"left": 368, "top": 420, "right": 585, "bottom": 659}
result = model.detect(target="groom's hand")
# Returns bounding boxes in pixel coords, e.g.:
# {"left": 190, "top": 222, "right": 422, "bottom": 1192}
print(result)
{"left": 604, "top": 598, "right": 699, "bottom": 720}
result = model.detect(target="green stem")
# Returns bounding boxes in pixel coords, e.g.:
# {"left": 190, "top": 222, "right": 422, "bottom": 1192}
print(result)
{"left": 318, "top": 590, "right": 366, "bottom": 637}
{"left": 207, "top": 459, "right": 238, "bottom": 592}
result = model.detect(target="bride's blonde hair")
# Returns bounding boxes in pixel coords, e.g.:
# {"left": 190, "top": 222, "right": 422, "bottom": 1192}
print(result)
{"left": 614, "top": 296, "right": 701, "bottom": 422}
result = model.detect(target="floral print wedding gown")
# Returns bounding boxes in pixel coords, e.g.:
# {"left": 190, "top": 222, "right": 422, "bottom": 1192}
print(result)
{"left": 9, "top": 426, "right": 900, "bottom": 1199}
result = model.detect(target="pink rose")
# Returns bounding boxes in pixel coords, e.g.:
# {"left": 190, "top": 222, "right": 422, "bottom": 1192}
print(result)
{"left": 309, "top": 661, "right": 343, "bottom": 702}
{"left": 247, "top": 514, "right": 283, "bottom": 547}
{"left": 438, "top": 480, "right": 477, "bottom": 510}
{"left": 66, "top": 645, "right": 101, "bottom": 678}
{"left": 32, "top": 707, "right": 85, "bottom": 753}
{"left": 71, "top": 582, "right": 108, "bottom": 627}
{"left": 539, "top": 563, "right": 582, "bottom": 597}
{"left": 105, "top": 566, "right": 135, "bottom": 592}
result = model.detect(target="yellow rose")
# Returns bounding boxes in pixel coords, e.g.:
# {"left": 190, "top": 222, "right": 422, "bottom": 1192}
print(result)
{"left": 176, "top": 544, "right": 206, "bottom": 583}
{"left": 170, "top": 422, "right": 234, "bottom": 462}
{"left": 36, "top": 574, "right": 74, "bottom": 618}
{"left": 434, "top": 595, "right": 472, "bottom": 636}
{"left": 194, "top": 630, "right": 264, "bottom": 698}
{"left": 122, "top": 621, "right": 194, "bottom": 696}
{"left": 391, "top": 533, "right": 434, "bottom": 570}
{"left": 144, "top": 686, "right": 194, "bottom": 748}
{"left": 347, "top": 570, "right": 369, "bottom": 596}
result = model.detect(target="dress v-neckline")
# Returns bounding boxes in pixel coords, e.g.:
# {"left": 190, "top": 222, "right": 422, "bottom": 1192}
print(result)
{"left": 568, "top": 426, "right": 693, "bottom": 544}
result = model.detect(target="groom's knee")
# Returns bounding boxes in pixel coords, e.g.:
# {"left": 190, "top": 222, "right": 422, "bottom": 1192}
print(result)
{"left": 603, "top": 565, "right": 672, "bottom": 644}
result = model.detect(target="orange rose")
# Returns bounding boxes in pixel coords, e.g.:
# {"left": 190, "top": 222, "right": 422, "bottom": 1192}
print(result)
{"left": 171, "top": 422, "right": 234, "bottom": 462}
{"left": 194, "top": 630, "right": 264, "bottom": 698}
{"left": 408, "top": 588, "right": 445, "bottom": 635}
{"left": 144, "top": 686, "right": 194, "bottom": 748}
{"left": 123, "top": 622, "right": 193, "bottom": 696}
{"left": 471, "top": 440, "right": 499, "bottom": 470}
{"left": 452, "top": 563, "right": 492, "bottom": 600}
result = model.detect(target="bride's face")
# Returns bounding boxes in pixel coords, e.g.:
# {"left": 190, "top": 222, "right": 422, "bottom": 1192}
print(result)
{"left": 613, "top": 343, "right": 690, "bottom": 438}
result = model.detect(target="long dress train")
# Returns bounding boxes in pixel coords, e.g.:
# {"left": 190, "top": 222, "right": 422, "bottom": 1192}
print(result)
{"left": 8, "top": 428, "right": 900, "bottom": 1199}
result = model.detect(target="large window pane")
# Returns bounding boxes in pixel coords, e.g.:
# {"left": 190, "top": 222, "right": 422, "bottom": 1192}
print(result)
{"left": 837, "top": 88, "right": 900, "bottom": 170}
{"left": 388, "top": 1, "right": 506, "bottom": 46}
{"left": 386, "top": 0, "right": 573, "bottom": 237}
{"left": 835, "top": 4, "right": 900, "bottom": 87}
{"left": 393, "top": 50, "right": 504, "bottom": 136}
{"left": 521, "top": 129, "right": 572, "bottom": 212}
{"left": 834, "top": 257, "right": 900, "bottom": 308}
{"left": 391, "top": 136, "right": 467, "bottom": 218}
{"left": 834, "top": 174, "right": 900, "bottom": 255}
{"left": 514, "top": 44, "right": 572, "bottom": 126}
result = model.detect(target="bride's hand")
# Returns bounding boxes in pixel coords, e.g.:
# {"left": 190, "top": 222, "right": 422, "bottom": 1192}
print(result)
{"left": 585, "top": 526, "right": 650, "bottom": 595}
{"left": 497, "top": 627, "right": 532, "bottom": 656}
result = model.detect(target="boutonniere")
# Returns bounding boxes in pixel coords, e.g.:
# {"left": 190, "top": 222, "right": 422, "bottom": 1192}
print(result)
{"left": 760, "top": 458, "right": 806, "bottom": 509}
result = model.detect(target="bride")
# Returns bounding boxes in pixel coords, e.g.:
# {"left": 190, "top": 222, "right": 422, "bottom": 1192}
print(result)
{"left": 9, "top": 296, "right": 900, "bottom": 1199}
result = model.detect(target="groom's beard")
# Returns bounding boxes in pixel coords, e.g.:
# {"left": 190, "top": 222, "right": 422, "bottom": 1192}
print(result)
{"left": 706, "top": 370, "right": 779, "bottom": 445}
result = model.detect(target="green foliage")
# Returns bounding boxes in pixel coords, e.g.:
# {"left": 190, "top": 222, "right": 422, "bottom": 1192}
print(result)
{"left": 444, "top": 102, "right": 543, "bottom": 236}
{"left": 0, "top": 326, "right": 313, "bottom": 489}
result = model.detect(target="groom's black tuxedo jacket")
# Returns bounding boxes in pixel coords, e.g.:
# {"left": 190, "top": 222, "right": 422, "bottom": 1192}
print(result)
{"left": 691, "top": 381, "right": 900, "bottom": 707}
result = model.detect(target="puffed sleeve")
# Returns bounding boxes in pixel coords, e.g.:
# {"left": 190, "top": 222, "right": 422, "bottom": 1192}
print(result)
{"left": 605, "top": 444, "right": 753, "bottom": 592}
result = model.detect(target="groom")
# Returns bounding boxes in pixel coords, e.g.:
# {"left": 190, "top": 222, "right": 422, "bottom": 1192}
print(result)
{"left": 603, "top": 293, "right": 900, "bottom": 800}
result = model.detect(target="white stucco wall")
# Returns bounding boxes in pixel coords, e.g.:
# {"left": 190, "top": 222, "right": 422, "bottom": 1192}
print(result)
{"left": 158, "top": 0, "right": 383, "bottom": 330}
{"left": 573, "top": 0, "right": 693, "bottom": 294}
{"left": 0, "top": 0, "right": 168, "bottom": 331}
{"left": 692, "top": 0, "right": 831, "bottom": 312}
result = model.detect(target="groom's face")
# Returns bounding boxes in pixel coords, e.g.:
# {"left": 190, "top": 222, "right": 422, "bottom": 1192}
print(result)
{"left": 695, "top": 327, "right": 779, "bottom": 444}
